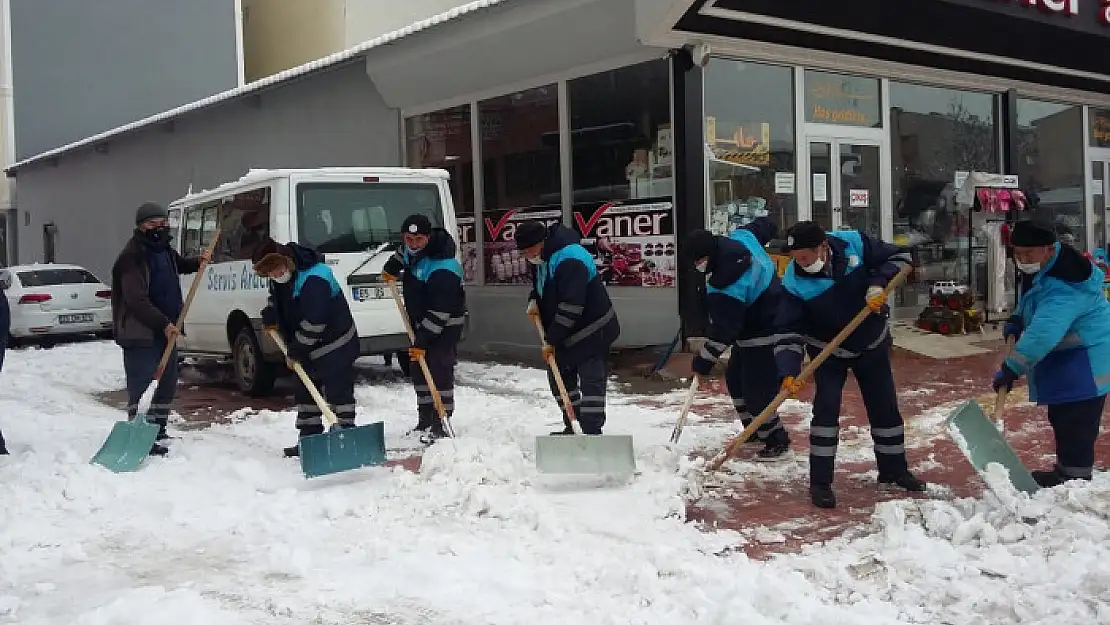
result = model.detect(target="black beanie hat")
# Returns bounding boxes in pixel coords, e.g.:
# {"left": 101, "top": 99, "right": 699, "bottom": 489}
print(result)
{"left": 683, "top": 229, "right": 717, "bottom": 265}
{"left": 400, "top": 214, "right": 432, "bottom": 236}
{"left": 1010, "top": 219, "right": 1057, "bottom": 247}
{"left": 785, "top": 221, "right": 827, "bottom": 251}
{"left": 135, "top": 202, "right": 168, "bottom": 225}
{"left": 514, "top": 221, "right": 547, "bottom": 249}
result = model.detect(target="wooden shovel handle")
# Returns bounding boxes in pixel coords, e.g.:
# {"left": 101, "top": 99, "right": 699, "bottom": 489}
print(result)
{"left": 670, "top": 375, "right": 700, "bottom": 444}
{"left": 267, "top": 328, "right": 338, "bottom": 427}
{"left": 532, "top": 315, "right": 582, "bottom": 433}
{"left": 993, "top": 337, "right": 1017, "bottom": 427}
{"left": 154, "top": 227, "right": 222, "bottom": 380}
{"left": 387, "top": 279, "right": 450, "bottom": 424}
{"left": 707, "top": 265, "right": 912, "bottom": 472}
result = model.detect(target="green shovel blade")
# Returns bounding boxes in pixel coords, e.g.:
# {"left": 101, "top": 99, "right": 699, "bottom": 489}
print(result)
{"left": 300, "top": 421, "right": 387, "bottom": 478}
{"left": 946, "top": 399, "right": 1040, "bottom": 495}
{"left": 90, "top": 416, "right": 161, "bottom": 473}
{"left": 534, "top": 434, "right": 636, "bottom": 475}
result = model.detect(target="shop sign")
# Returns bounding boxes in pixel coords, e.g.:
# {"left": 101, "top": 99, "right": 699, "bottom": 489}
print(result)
{"left": 946, "top": 0, "right": 1110, "bottom": 34}
{"left": 1091, "top": 108, "right": 1110, "bottom": 147}
{"left": 849, "top": 189, "right": 870, "bottom": 208}
{"left": 804, "top": 72, "right": 881, "bottom": 128}
{"left": 456, "top": 217, "right": 478, "bottom": 284}
{"left": 573, "top": 199, "right": 676, "bottom": 288}
{"left": 482, "top": 207, "right": 563, "bottom": 285}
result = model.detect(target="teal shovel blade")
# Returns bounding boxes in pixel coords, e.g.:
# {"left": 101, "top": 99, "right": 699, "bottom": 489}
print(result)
{"left": 300, "top": 421, "right": 386, "bottom": 478}
{"left": 535, "top": 434, "right": 636, "bottom": 475}
{"left": 946, "top": 399, "right": 1040, "bottom": 495}
{"left": 90, "top": 416, "right": 161, "bottom": 473}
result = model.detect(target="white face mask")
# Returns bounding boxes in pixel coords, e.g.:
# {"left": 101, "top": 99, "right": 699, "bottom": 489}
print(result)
{"left": 526, "top": 256, "right": 544, "bottom": 266}
{"left": 801, "top": 257, "right": 825, "bottom": 274}
{"left": 1016, "top": 261, "right": 1041, "bottom": 275}
{"left": 272, "top": 271, "right": 291, "bottom": 284}
{"left": 695, "top": 260, "right": 708, "bottom": 273}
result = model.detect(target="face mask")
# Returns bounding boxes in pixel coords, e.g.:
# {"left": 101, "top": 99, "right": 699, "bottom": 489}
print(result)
{"left": 404, "top": 246, "right": 420, "bottom": 257}
{"left": 801, "top": 257, "right": 825, "bottom": 274}
{"left": 526, "top": 256, "right": 544, "bottom": 266}
{"left": 272, "top": 272, "right": 291, "bottom": 284}
{"left": 695, "top": 260, "right": 708, "bottom": 273}
{"left": 143, "top": 226, "right": 171, "bottom": 245}
{"left": 1016, "top": 261, "right": 1041, "bottom": 275}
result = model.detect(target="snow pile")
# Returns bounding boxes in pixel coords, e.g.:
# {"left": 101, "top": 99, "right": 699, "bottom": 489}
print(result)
{"left": 2, "top": 342, "right": 1110, "bottom": 624}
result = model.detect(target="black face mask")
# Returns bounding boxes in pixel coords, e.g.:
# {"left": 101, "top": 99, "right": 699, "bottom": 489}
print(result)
{"left": 140, "top": 226, "right": 172, "bottom": 246}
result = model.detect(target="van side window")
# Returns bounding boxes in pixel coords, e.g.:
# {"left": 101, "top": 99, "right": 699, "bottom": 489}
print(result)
{"left": 168, "top": 209, "right": 182, "bottom": 251}
{"left": 183, "top": 206, "right": 205, "bottom": 257}
{"left": 201, "top": 204, "right": 219, "bottom": 254}
{"left": 216, "top": 186, "right": 272, "bottom": 262}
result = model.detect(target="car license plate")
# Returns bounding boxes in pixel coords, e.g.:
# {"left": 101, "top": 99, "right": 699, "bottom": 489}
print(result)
{"left": 58, "top": 313, "right": 94, "bottom": 324}
{"left": 352, "top": 286, "right": 388, "bottom": 302}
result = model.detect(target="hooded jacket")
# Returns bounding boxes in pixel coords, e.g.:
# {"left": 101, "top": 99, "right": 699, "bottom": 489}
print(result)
{"left": 528, "top": 224, "right": 620, "bottom": 366}
{"left": 775, "top": 230, "right": 911, "bottom": 377}
{"left": 382, "top": 228, "right": 467, "bottom": 348}
{"left": 1005, "top": 243, "right": 1110, "bottom": 404}
{"left": 261, "top": 242, "right": 358, "bottom": 371}
{"left": 693, "top": 218, "right": 784, "bottom": 372}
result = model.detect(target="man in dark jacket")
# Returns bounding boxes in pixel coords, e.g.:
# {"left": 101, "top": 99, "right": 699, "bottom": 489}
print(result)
{"left": 684, "top": 218, "right": 791, "bottom": 460}
{"left": 382, "top": 214, "right": 467, "bottom": 444}
{"left": 515, "top": 220, "right": 620, "bottom": 435}
{"left": 0, "top": 274, "right": 8, "bottom": 455}
{"left": 775, "top": 221, "right": 925, "bottom": 509}
{"left": 253, "top": 239, "right": 360, "bottom": 457}
{"left": 111, "top": 202, "right": 209, "bottom": 456}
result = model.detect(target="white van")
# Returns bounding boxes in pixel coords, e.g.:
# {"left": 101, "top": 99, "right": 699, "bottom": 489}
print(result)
{"left": 167, "top": 167, "right": 458, "bottom": 395}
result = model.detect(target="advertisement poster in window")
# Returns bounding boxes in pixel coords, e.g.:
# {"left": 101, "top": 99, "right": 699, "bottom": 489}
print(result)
{"left": 483, "top": 207, "right": 563, "bottom": 285}
{"left": 573, "top": 199, "right": 675, "bottom": 287}
{"left": 456, "top": 217, "right": 479, "bottom": 284}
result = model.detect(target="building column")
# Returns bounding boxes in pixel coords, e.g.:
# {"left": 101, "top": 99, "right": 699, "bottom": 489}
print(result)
{"left": 672, "top": 48, "right": 709, "bottom": 340}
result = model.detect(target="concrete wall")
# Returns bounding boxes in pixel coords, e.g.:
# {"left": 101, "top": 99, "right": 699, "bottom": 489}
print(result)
{"left": 9, "top": 0, "right": 242, "bottom": 159}
{"left": 242, "top": 0, "right": 346, "bottom": 82}
{"left": 11, "top": 63, "right": 400, "bottom": 282}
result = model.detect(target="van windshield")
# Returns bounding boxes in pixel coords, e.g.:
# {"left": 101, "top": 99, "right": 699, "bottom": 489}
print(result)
{"left": 296, "top": 182, "right": 443, "bottom": 254}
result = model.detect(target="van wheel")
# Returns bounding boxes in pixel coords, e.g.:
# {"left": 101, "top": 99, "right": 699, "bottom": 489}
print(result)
{"left": 233, "top": 326, "right": 276, "bottom": 396}
{"left": 395, "top": 350, "right": 412, "bottom": 377}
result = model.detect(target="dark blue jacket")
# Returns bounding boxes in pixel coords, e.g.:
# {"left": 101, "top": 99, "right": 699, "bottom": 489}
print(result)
{"left": 1005, "top": 243, "right": 1110, "bottom": 405}
{"left": 382, "top": 228, "right": 467, "bottom": 349}
{"left": 528, "top": 225, "right": 620, "bottom": 366}
{"left": 263, "top": 243, "right": 358, "bottom": 373}
{"left": 775, "top": 230, "right": 910, "bottom": 377}
{"left": 693, "top": 219, "right": 784, "bottom": 372}
{"left": 145, "top": 240, "right": 185, "bottom": 322}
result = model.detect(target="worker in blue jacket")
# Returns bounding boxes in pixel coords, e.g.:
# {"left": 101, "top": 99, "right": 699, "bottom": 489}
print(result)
{"left": 994, "top": 219, "right": 1110, "bottom": 488}
{"left": 776, "top": 221, "right": 925, "bottom": 509}
{"left": 382, "top": 214, "right": 467, "bottom": 444}
{"left": 253, "top": 239, "right": 360, "bottom": 457}
{"left": 683, "top": 218, "right": 791, "bottom": 460}
{"left": 515, "top": 220, "right": 620, "bottom": 435}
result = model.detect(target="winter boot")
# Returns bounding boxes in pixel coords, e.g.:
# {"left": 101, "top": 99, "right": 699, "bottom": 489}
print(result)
{"left": 1031, "top": 466, "right": 1089, "bottom": 489}
{"left": 420, "top": 421, "right": 449, "bottom": 445}
{"left": 756, "top": 442, "right": 790, "bottom": 461}
{"left": 810, "top": 483, "right": 836, "bottom": 509}
{"left": 285, "top": 426, "right": 325, "bottom": 458}
{"left": 878, "top": 470, "right": 928, "bottom": 492}
{"left": 148, "top": 442, "right": 169, "bottom": 457}
{"left": 407, "top": 413, "right": 435, "bottom": 436}
{"left": 0, "top": 429, "right": 8, "bottom": 455}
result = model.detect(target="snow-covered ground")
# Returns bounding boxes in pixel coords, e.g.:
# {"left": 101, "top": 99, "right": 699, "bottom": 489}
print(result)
{"left": 2, "top": 341, "right": 1109, "bottom": 624}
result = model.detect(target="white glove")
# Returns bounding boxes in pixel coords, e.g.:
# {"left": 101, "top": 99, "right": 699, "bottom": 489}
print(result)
{"left": 526, "top": 300, "right": 539, "bottom": 318}
{"left": 866, "top": 286, "right": 884, "bottom": 300}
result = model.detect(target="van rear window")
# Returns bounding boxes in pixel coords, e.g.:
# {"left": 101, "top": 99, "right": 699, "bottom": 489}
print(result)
{"left": 296, "top": 183, "right": 443, "bottom": 254}
{"left": 18, "top": 269, "right": 100, "bottom": 287}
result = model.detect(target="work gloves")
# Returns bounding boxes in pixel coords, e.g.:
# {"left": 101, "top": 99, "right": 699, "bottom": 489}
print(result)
{"left": 780, "top": 376, "right": 805, "bottom": 398}
{"left": 261, "top": 306, "right": 278, "bottom": 328}
{"left": 408, "top": 346, "right": 425, "bottom": 361}
{"left": 1002, "top": 316, "right": 1023, "bottom": 342}
{"left": 526, "top": 300, "right": 539, "bottom": 321}
{"left": 991, "top": 364, "right": 1020, "bottom": 393}
{"left": 866, "top": 285, "right": 887, "bottom": 314}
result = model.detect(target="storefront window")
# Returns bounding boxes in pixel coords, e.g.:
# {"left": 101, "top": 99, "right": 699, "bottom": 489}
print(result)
{"left": 568, "top": 59, "right": 674, "bottom": 288}
{"left": 804, "top": 70, "right": 882, "bottom": 129}
{"left": 704, "top": 60, "right": 796, "bottom": 237}
{"left": 478, "top": 85, "right": 562, "bottom": 285}
{"left": 889, "top": 82, "right": 999, "bottom": 309}
{"left": 405, "top": 105, "right": 477, "bottom": 282}
{"left": 1090, "top": 107, "right": 1110, "bottom": 148}
{"left": 1016, "top": 99, "right": 1085, "bottom": 249}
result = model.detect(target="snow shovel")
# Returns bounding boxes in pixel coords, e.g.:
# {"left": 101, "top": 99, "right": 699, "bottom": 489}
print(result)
{"left": 531, "top": 315, "right": 636, "bottom": 476}
{"left": 668, "top": 376, "right": 700, "bottom": 446}
{"left": 267, "top": 329, "right": 386, "bottom": 478}
{"left": 706, "top": 265, "right": 912, "bottom": 473}
{"left": 91, "top": 226, "right": 222, "bottom": 472}
{"left": 386, "top": 280, "right": 455, "bottom": 438}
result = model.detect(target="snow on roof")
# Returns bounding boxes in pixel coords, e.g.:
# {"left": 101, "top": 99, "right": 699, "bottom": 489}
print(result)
{"left": 6, "top": 0, "right": 509, "bottom": 174}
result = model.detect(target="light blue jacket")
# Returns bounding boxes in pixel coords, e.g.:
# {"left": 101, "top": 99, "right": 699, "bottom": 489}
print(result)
{"left": 1005, "top": 243, "right": 1110, "bottom": 404}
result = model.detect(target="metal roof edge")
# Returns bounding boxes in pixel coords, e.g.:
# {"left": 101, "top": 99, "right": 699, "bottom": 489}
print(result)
{"left": 5, "top": 0, "right": 509, "bottom": 175}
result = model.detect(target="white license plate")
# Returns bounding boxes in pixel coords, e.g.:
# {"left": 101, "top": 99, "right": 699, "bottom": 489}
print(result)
{"left": 58, "top": 313, "right": 94, "bottom": 324}
{"left": 352, "top": 286, "right": 388, "bottom": 302}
